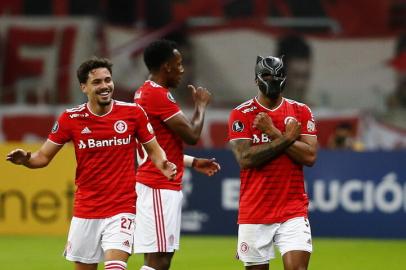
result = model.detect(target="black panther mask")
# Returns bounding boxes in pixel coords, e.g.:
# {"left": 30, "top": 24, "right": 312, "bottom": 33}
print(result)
{"left": 255, "top": 55, "right": 286, "bottom": 99}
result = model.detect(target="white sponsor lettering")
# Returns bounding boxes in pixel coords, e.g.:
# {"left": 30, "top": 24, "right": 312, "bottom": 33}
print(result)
{"left": 309, "top": 172, "right": 406, "bottom": 213}
{"left": 221, "top": 172, "right": 406, "bottom": 213}
{"left": 78, "top": 135, "right": 131, "bottom": 149}
{"left": 252, "top": 133, "right": 271, "bottom": 143}
{"left": 222, "top": 178, "right": 240, "bottom": 210}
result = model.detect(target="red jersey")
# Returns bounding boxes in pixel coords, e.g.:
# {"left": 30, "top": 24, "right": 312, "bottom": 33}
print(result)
{"left": 134, "top": 80, "right": 184, "bottom": 190}
{"left": 48, "top": 100, "right": 155, "bottom": 218}
{"left": 228, "top": 97, "right": 317, "bottom": 224}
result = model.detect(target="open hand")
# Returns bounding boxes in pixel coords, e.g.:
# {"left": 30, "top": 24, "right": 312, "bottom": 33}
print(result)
{"left": 193, "top": 158, "right": 221, "bottom": 176}
{"left": 6, "top": 149, "right": 31, "bottom": 165}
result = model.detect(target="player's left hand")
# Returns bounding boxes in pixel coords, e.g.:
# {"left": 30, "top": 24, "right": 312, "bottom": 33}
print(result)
{"left": 253, "top": 112, "right": 282, "bottom": 139}
{"left": 192, "top": 158, "right": 221, "bottom": 176}
{"left": 162, "top": 160, "right": 177, "bottom": 180}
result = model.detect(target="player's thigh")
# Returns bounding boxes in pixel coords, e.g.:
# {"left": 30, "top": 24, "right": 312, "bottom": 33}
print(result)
{"left": 282, "top": 250, "right": 310, "bottom": 270}
{"left": 274, "top": 217, "right": 312, "bottom": 256}
{"left": 64, "top": 217, "right": 104, "bottom": 264}
{"left": 237, "top": 224, "right": 279, "bottom": 265}
{"left": 102, "top": 212, "right": 135, "bottom": 258}
{"left": 74, "top": 262, "right": 98, "bottom": 270}
{"left": 134, "top": 183, "right": 182, "bottom": 253}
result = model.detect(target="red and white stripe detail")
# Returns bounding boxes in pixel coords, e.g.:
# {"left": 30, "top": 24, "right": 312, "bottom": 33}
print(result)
{"left": 105, "top": 260, "right": 127, "bottom": 270}
{"left": 153, "top": 189, "right": 167, "bottom": 252}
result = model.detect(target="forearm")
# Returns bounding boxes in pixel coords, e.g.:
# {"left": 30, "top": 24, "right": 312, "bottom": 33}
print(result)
{"left": 239, "top": 136, "right": 293, "bottom": 168}
{"left": 189, "top": 105, "right": 206, "bottom": 141}
{"left": 286, "top": 140, "right": 317, "bottom": 166}
{"left": 23, "top": 151, "right": 51, "bottom": 168}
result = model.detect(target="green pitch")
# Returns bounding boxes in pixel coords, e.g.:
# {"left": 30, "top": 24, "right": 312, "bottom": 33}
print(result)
{"left": 0, "top": 235, "right": 405, "bottom": 270}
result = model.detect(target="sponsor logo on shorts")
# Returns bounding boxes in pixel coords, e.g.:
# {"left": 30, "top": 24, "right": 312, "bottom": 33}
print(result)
{"left": 240, "top": 242, "right": 249, "bottom": 253}
{"left": 122, "top": 240, "right": 130, "bottom": 248}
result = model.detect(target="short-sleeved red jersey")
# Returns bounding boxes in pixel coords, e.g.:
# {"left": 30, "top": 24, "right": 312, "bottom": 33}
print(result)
{"left": 134, "top": 80, "right": 184, "bottom": 190}
{"left": 48, "top": 100, "right": 155, "bottom": 218}
{"left": 228, "top": 97, "right": 317, "bottom": 224}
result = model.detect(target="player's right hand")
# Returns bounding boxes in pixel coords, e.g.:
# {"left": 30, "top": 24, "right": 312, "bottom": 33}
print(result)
{"left": 188, "top": 84, "right": 211, "bottom": 107}
{"left": 162, "top": 160, "right": 177, "bottom": 180}
{"left": 6, "top": 149, "right": 31, "bottom": 165}
{"left": 253, "top": 112, "right": 282, "bottom": 139}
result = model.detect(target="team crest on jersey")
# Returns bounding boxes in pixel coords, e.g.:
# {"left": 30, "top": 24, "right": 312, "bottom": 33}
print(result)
{"left": 114, "top": 120, "right": 128, "bottom": 134}
{"left": 240, "top": 242, "right": 249, "bottom": 253}
{"left": 51, "top": 121, "right": 59, "bottom": 133}
{"left": 167, "top": 92, "right": 176, "bottom": 103}
{"left": 147, "top": 123, "right": 154, "bottom": 134}
{"left": 284, "top": 116, "right": 296, "bottom": 124}
{"left": 307, "top": 120, "right": 315, "bottom": 132}
{"left": 232, "top": 120, "right": 244, "bottom": 132}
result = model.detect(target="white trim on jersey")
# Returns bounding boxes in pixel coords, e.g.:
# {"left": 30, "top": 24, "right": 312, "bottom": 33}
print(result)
{"left": 115, "top": 100, "right": 138, "bottom": 107}
{"left": 285, "top": 98, "right": 306, "bottom": 107}
{"left": 66, "top": 103, "right": 86, "bottom": 113}
{"left": 163, "top": 111, "right": 182, "bottom": 122}
{"left": 47, "top": 138, "right": 65, "bottom": 146}
{"left": 229, "top": 137, "right": 252, "bottom": 141}
{"left": 86, "top": 101, "right": 114, "bottom": 117}
{"left": 254, "top": 97, "right": 285, "bottom": 112}
{"left": 140, "top": 136, "right": 156, "bottom": 145}
{"left": 235, "top": 99, "right": 254, "bottom": 110}
{"left": 301, "top": 134, "right": 317, "bottom": 137}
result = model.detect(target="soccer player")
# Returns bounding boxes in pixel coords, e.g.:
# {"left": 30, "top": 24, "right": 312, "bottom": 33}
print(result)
{"left": 6, "top": 57, "right": 177, "bottom": 270}
{"left": 133, "top": 39, "right": 218, "bottom": 270}
{"left": 228, "top": 55, "right": 318, "bottom": 270}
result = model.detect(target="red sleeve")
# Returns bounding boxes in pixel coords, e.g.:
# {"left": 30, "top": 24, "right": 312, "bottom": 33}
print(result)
{"left": 228, "top": 109, "right": 252, "bottom": 141}
{"left": 148, "top": 89, "right": 181, "bottom": 121}
{"left": 134, "top": 105, "right": 156, "bottom": 144}
{"left": 300, "top": 105, "right": 317, "bottom": 136}
{"left": 48, "top": 112, "right": 72, "bottom": 145}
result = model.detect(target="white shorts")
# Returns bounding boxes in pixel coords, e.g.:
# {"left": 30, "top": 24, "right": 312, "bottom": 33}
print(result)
{"left": 64, "top": 213, "right": 135, "bottom": 264}
{"left": 237, "top": 217, "right": 312, "bottom": 266}
{"left": 133, "top": 182, "right": 183, "bottom": 253}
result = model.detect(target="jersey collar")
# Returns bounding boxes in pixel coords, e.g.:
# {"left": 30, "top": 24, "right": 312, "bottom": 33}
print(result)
{"left": 86, "top": 100, "right": 114, "bottom": 117}
{"left": 254, "top": 96, "right": 285, "bottom": 112}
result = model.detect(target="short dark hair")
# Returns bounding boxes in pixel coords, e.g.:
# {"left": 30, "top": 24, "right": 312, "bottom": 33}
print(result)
{"left": 143, "top": 39, "right": 177, "bottom": 72}
{"left": 276, "top": 35, "right": 312, "bottom": 62}
{"left": 76, "top": 57, "right": 113, "bottom": 84}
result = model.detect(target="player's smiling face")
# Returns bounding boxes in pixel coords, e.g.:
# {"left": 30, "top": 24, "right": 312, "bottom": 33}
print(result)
{"left": 81, "top": 67, "right": 114, "bottom": 107}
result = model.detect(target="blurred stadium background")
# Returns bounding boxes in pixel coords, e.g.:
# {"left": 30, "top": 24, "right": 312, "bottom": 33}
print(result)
{"left": 1, "top": 0, "right": 406, "bottom": 269}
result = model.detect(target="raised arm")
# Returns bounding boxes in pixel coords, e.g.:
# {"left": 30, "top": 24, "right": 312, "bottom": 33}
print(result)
{"left": 142, "top": 138, "right": 177, "bottom": 179}
{"left": 165, "top": 85, "right": 211, "bottom": 145}
{"left": 6, "top": 140, "right": 63, "bottom": 169}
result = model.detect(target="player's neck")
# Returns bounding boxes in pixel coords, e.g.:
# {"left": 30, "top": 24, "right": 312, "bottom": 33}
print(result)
{"left": 149, "top": 74, "right": 168, "bottom": 88}
{"left": 257, "top": 93, "right": 283, "bottom": 109}
{"left": 87, "top": 101, "right": 113, "bottom": 116}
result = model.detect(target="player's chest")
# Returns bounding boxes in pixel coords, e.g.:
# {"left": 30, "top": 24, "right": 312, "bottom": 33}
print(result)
{"left": 70, "top": 116, "right": 135, "bottom": 141}
{"left": 248, "top": 109, "right": 298, "bottom": 144}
